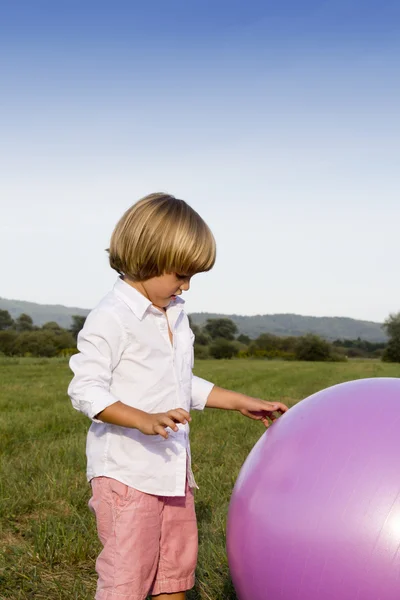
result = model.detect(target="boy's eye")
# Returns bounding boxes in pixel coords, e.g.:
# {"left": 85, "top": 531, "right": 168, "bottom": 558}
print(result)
{"left": 176, "top": 274, "right": 189, "bottom": 280}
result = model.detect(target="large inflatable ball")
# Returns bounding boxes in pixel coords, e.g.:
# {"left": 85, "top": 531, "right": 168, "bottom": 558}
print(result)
{"left": 227, "top": 378, "right": 400, "bottom": 600}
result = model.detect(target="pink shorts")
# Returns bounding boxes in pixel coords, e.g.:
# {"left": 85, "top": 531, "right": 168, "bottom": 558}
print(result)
{"left": 89, "top": 477, "right": 198, "bottom": 600}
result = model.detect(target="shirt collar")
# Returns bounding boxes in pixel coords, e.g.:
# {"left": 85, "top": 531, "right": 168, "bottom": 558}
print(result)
{"left": 113, "top": 277, "right": 185, "bottom": 321}
{"left": 166, "top": 295, "right": 185, "bottom": 316}
{"left": 165, "top": 295, "right": 185, "bottom": 330}
{"left": 113, "top": 278, "right": 152, "bottom": 320}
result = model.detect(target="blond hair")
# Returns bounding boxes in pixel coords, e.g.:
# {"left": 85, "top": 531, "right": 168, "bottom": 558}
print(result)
{"left": 108, "top": 193, "right": 216, "bottom": 280}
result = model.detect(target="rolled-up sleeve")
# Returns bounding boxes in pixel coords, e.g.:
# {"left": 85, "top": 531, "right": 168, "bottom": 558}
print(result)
{"left": 68, "top": 308, "right": 127, "bottom": 421}
{"left": 191, "top": 375, "right": 214, "bottom": 411}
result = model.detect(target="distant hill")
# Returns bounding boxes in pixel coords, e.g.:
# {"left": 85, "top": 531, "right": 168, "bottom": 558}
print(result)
{"left": 0, "top": 298, "right": 387, "bottom": 342}
{"left": 190, "top": 313, "right": 387, "bottom": 343}
{"left": 0, "top": 297, "right": 89, "bottom": 330}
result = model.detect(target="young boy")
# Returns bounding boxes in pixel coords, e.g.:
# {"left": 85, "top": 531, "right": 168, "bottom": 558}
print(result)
{"left": 68, "top": 193, "right": 287, "bottom": 600}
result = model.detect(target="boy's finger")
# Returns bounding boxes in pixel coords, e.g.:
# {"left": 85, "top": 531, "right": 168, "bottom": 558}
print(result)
{"left": 274, "top": 403, "right": 288, "bottom": 413}
{"left": 154, "top": 425, "right": 169, "bottom": 439}
{"left": 244, "top": 411, "right": 262, "bottom": 421}
{"left": 168, "top": 409, "right": 190, "bottom": 423}
{"left": 162, "top": 417, "right": 179, "bottom": 431}
{"left": 176, "top": 408, "right": 191, "bottom": 420}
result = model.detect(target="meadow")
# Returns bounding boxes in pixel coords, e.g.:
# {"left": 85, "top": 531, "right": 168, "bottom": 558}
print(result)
{"left": 1, "top": 357, "right": 400, "bottom": 600}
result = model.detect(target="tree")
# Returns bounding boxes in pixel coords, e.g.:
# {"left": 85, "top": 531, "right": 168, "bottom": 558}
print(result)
{"left": 0, "top": 330, "right": 18, "bottom": 355}
{"left": 237, "top": 333, "right": 251, "bottom": 344}
{"left": 11, "top": 330, "right": 57, "bottom": 357}
{"left": 188, "top": 316, "right": 200, "bottom": 336}
{"left": 15, "top": 313, "right": 34, "bottom": 332}
{"left": 383, "top": 313, "right": 400, "bottom": 339}
{"left": 279, "top": 336, "right": 298, "bottom": 353}
{"left": 295, "top": 334, "right": 332, "bottom": 362}
{"left": 194, "top": 331, "right": 210, "bottom": 346}
{"left": 9, "top": 329, "right": 76, "bottom": 357}
{"left": 194, "top": 344, "right": 209, "bottom": 359}
{"left": 382, "top": 312, "right": 400, "bottom": 363}
{"left": 70, "top": 315, "right": 86, "bottom": 339}
{"left": 0, "top": 309, "right": 14, "bottom": 331}
{"left": 52, "top": 330, "right": 76, "bottom": 351}
{"left": 188, "top": 316, "right": 210, "bottom": 343}
{"left": 251, "top": 333, "right": 281, "bottom": 353}
{"left": 204, "top": 318, "right": 238, "bottom": 341}
{"left": 42, "top": 321, "right": 63, "bottom": 332}
{"left": 209, "top": 338, "right": 238, "bottom": 359}
{"left": 246, "top": 333, "right": 298, "bottom": 359}
{"left": 332, "top": 337, "right": 386, "bottom": 359}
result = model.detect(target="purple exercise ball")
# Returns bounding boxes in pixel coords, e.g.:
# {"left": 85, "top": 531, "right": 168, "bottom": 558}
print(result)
{"left": 227, "top": 378, "right": 400, "bottom": 600}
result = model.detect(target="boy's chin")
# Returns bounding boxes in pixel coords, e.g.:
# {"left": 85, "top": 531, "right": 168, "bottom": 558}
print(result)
{"left": 159, "top": 298, "right": 172, "bottom": 308}
{"left": 150, "top": 298, "right": 169, "bottom": 309}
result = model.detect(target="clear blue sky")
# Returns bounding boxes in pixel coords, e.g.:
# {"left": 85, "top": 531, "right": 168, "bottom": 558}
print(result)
{"left": 1, "top": 0, "right": 399, "bottom": 321}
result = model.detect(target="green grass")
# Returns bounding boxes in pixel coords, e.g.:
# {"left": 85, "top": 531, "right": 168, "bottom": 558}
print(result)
{"left": 1, "top": 357, "right": 399, "bottom": 599}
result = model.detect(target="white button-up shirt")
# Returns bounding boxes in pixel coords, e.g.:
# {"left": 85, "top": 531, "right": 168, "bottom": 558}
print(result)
{"left": 68, "top": 277, "right": 214, "bottom": 497}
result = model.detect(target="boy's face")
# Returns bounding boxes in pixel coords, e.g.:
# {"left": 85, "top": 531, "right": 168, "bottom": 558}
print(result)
{"left": 128, "top": 273, "right": 192, "bottom": 310}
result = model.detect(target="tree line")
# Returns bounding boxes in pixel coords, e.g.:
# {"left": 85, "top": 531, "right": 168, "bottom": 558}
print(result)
{"left": 191, "top": 315, "right": 399, "bottom": 362}
{"left": 1, "top": 309, "right": 399, "bottom": 363}
{"left": 0, "top": 311, "right": 85, "bottom": 358}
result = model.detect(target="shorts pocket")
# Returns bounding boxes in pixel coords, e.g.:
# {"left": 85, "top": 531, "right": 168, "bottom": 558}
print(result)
{"left": 89, "top": 477, "right": 134, "bottom": 512}
{"left": 107, "top": 478, "right": 133, "bottom": 508}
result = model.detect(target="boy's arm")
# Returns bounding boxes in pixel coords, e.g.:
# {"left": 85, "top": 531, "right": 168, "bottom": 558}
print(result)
{"left": 191, "top": 375, "right": 215, "bottom": 410}
{"left": 68, "top": 308, "right": 127, "bottom": 421}
{"left": 68, "top": 309, "right": 189, "bottom": 437}
{"left": 96, "top": 402, "right": 190, "bottom": 439}
{"left": 205, "top": 386, "right": 288, "bottom": 426}
{"left": 190, "top": 376, "right": 287, "bottom": 425}
{"left": 189, "top": 323, "right": 287, "bottom": 422}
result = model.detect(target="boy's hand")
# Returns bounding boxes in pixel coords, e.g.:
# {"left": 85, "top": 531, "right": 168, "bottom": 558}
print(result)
{"left": 205, "top": 386, "right": 288, "bottom": 427}
{"left": 96, "top": 402, "right": 191, "bottom": 436}
{"left": 137, "top": 408, "right": 191, "bottom": 439}
{"left": 237, "top": 397, "right": 288, "bottom": 428}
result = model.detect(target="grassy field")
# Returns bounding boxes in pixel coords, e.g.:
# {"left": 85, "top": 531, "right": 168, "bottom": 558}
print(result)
{"left": 1, "top": 357, "right": 400, "bottom": 600}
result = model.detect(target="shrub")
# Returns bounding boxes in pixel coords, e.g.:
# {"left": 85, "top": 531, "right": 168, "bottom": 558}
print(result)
{"left": 295, "top": 334, "right": 333, "bottom": 362}
{"left": 382, "top": 338, "right": 400, "bottom": 363}
{"left": 194, "top": 344, "right": 209, "bottom": 359}
{"left": 237, "top": 334, "right": 251, "bottom": 344}
{"left": 329, "top": 352, "right": 348, "bottom": 363}
{"left": 11, "top": 331, "right": 58, "bottom": 357}
{"left": 15, "top": 313, "right": 34, "bottom": 332}
{"left": 346, "top": 347, "right": 365, "bottom": 358}
{"left": 373, "top": 348, "right": 385, "bottom": 359}
{"left": 7, "top": 330, "right": 76, "bottom": 358}
{"left": 58, "top": 348, "right": 79, "bottom": 358}
{"left": 0, "top": 309, "right": 14, "bottom": 331}
{"left": 42, "top": 321, "right": 63, "bottom": 331}
{"left": 382, "top": 313, "right": 400, "bottom": 362}
{"left": 0, "top": 330, "right": 18, "bottom": 355}
{"left": 249, "top": 334, "right": 280, "bottom": 355}
{"left": 209, "top": 338, "right": 238, "bottom": 360}
{"left": 204, "top": 318, "right": 238, "bottom": 341}
{"left": 194, "top": 331, "right": 210, "bottom": 346}
{"left": 248, "top": 334, "right": 298, "bottom": 359}
{"left": 232, "top": 340, "right": 248, "bottom": 353}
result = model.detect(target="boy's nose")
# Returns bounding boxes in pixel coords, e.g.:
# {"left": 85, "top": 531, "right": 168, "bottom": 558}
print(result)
{"left": 180, "top": 280, "right": 190, "bottom": 292}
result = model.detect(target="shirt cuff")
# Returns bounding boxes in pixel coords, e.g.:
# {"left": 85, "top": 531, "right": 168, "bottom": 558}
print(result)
{"left": 191, "top": 375, "right": 214, "bottom": 411}
{"left": 69, "top": 383, "right": 119, "bottom": 423}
